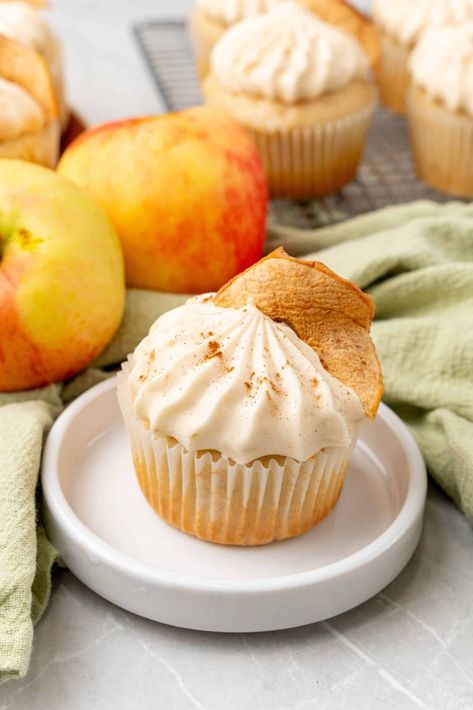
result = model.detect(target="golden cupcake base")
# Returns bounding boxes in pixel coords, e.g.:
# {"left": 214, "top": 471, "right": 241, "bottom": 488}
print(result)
{"left": 408, "top": 85, "right": 473, "bottom": 198}
{"left": 117, "top": 364, "right": 355, "bottom": 547}
{"left": 203, "top": 76, "right": 376, "bottom": 199}
{"left": 247, "top": 105, "right": 375, "bottom": 198}
{"left": 133, "top": 446, "right": 349, "bottom": 546}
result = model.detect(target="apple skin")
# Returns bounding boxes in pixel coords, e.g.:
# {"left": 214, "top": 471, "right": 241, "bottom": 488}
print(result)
{"left": 0, "top": 160, "right": 125, "bottom": 392}
{"left": 57, "top": 107, "right": 268, "bottom": 293}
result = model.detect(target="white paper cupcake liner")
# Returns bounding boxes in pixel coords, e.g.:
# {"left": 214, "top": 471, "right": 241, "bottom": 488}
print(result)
{"left": 408, "top": 86, "right": 473, "bottom": 198}
{"left": 117, "top": 363, "right": 357, "bottom": 546}
{"left": 247, "top": 103, "right": 375, "bottom": 199}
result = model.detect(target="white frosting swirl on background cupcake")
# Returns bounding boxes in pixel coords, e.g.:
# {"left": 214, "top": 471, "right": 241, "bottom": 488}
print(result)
{"left": 410, "top": 22, "right": 473, "bottom": 116}
{"left": 197, "top": 0, "right": 282, "bottom": 25}
{"left": 127, "top": 298, "right": 365, "bottom": 465}
{"left": 374, "top": 0, "right": 473, "bottom": 46}
{"left": 0, "top": 77, "right": 43, "bottom": 140}
{"left": 210, "top": 1, "right": 369, "bottom": 104}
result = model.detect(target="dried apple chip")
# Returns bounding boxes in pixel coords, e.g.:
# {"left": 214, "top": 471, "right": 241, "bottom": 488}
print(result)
{"left": 214, "top": 247, "right": 383, "bottom": 419}
{"left": 0, "top": 33, "right": 58, "bottom": 120}
{"left": 301, "top": 0, "right": 379, "bottom": 69}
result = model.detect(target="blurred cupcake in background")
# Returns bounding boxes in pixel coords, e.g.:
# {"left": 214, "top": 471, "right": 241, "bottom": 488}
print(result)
{"left": 0, "top": 34, "right": 60, "bottom": 166}
{"left": 373, "top": 0, "right": 473, "bottom": 114}
{"left": 408, "top": 23, "right": 473, "bottom": 197}
{"left": 189, "top": 0, "right": 281, "bottom": 79}
{"left": 0, "top": 0, "right": 68, "bottom": 128}
{"left": 203, "top": 1, "right": 376, "bottom": 199}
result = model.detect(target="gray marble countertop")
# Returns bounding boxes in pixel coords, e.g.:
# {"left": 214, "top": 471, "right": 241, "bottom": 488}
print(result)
{"left": 2, "top": 485, "right": 473, "bottom": 710}
{"left": 1, "top": 1, "right": 473, "bottom": 708}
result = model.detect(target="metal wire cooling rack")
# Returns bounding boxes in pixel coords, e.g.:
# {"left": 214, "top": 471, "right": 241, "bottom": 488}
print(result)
{"left": 134, "top": 19, "right": 451, "bottom": 229}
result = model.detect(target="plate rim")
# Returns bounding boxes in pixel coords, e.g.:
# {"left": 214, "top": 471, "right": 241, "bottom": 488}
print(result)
{"left": 41, "top": 377, "right": 427, "bottom": 594}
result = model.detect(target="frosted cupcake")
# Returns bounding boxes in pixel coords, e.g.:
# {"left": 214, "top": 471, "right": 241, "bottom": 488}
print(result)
{"left": 118, "top": 249, "right": 383, "bottom": 546}
{"left": 0, "top": 34, "right": 60, "bottom": 167}
{"left": 408, "top": 23, "right": 473, "bottom": 197}
{"left": 373, "top": 0, "right": 473, "bottom": 114}
{"left": 190, "top": 0, "right": 281, "bottom": 79}
{"left": 202, "top": 2, "right": 376, "bottom": 198}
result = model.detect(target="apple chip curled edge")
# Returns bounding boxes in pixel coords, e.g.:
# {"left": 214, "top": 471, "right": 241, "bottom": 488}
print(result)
{"left": 213, "top": 247, "right": 383, "bottom": 419}
{"left": 0, "top": 33, "right": 58, "bottom": 121}
{"left": 301, "top": 0, "right": 379, "bottom": 70}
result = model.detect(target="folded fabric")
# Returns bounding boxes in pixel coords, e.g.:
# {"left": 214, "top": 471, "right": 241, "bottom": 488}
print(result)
{"left": 0, "top": 291, "right": 186, "bottom": 682}
{"left": 2, "top": 200, "right": 473, "bottom": 681}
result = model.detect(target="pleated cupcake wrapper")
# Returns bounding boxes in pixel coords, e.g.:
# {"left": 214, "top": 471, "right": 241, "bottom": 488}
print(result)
{"left": 118, "top": 364, "right": 357, "bottom": 546}
{"left": 247, "top": 103, "right": 375, "bottom": 199}
{"left": 377, "top": 32, "right": 410, "bottom": 114}
{"left": 408, "top": 89, "right": 473, "bottom": 198}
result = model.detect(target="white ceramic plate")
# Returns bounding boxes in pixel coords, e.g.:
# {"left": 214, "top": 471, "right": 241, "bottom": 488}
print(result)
{"left": 41, "top": 377, "right": 426, "bottom": 633}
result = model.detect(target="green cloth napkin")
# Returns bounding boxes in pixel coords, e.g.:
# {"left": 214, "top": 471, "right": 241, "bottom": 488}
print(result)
{"left": 2, "top": 199, "right": 473, "bottom": 681}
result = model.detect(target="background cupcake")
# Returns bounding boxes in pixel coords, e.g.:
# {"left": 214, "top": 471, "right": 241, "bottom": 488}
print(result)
{"left": 0, "top": 34, "right": 60, "bottom": 166}
{"left": 373, "top": 0, "right": 473, "bottom": 114}
{"left": 408, "top": 22, "right": 473, "bottom": 197}
{"left": 203, "top": 1, "right": 376, "bottom": 198}
{"left": 118, "top": 249, "right": 382, "bottom": 546}
{"left": 189, "top": 0, "right": 281, "bottom": 79}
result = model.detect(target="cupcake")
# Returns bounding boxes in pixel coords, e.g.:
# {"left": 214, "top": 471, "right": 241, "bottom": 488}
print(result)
{"left": 118, "top": 248, "right": 383, "bottom": 546}
{"left": 373, "top": 0, "right": 473, "bottom": 114}
{"left": 202, "top": 1, "right": 376, "bottom": 198}
{"left": 0, "top": 34, "right": 60, "bottom": 167}
{"left": 189, "top": 0, "right": 281, "bottom": 79}
{"left": 0, "top": 0, "right": 68, "bottom": 129}
{"left": 407, "top": 23, "right": 473, "bottom": 197}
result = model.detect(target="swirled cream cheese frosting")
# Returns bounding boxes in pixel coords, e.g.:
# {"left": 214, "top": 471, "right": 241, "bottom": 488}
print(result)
{"left": 210, "top": 1, "right": 370, "bottom": 104}
{"left": 374, "top": 0, "right": 473, "bottom": 46}
{"left": 126, "top": 298, "right": 365, "bottom": 465}
{"left": 196, "top": 0, "right": 282, "bottom": 25}
{"left": 410, "top": 23, "right": 473, "bottom": 116}
{"left": 0, "top": 77, "right": 43, "bottom": 140}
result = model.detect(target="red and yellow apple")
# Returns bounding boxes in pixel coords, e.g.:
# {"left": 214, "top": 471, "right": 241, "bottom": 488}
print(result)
{"left": 0, "top": 159, "right": 125, "bottom": 392}
{"left": 57, "top": 106, "right": 268, "bottom": 293}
